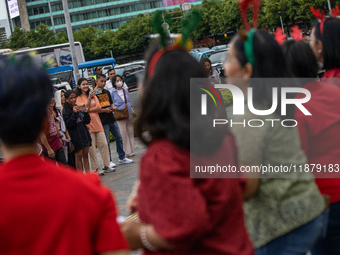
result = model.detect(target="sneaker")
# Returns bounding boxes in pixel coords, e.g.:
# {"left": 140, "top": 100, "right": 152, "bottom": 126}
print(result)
{"left": 91, "top": 169, "right": 105, "bottom": 175}
{"left": 110, "top": 161, "right": 116, "bottom": 168}
{"left": 103, "top": 166, "right": 115, "bottom": 173}
{"left": 127, "top": 153, "right": 135, "bottom": 157}
{"left": 119, "top": 157, "right": 133, "bottom": 164}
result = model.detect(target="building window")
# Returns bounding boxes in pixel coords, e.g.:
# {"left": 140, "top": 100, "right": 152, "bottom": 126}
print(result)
{"left": 131, "top": 5, "right": 136, "bottom": 12}
{"left": 120, "top": 7, "right": 125, "bottom": 14}
{"left": 114, "top": 8, "right": 119, "bottom": 15}
{"left": 30, "top": 22, "right": 35, "bottom": 29}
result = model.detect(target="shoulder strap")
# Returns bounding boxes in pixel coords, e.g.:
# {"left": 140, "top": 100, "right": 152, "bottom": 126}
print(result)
{"left": 122, "top": 89, "right": 127, "bottom": 104}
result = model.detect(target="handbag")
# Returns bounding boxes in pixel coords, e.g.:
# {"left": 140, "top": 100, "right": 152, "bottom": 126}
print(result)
{"left": 114, "top": 89, "right": 129, "bottom": 120}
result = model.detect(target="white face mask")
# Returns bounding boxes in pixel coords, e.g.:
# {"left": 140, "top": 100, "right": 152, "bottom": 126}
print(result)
{"left": 116, "top": 81, "right": 123, "bottom": 87}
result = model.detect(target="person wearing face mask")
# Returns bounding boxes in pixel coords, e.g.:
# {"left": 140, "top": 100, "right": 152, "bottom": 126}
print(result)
{"left": 110, "top": 75, "right": 135, "bottom": 157}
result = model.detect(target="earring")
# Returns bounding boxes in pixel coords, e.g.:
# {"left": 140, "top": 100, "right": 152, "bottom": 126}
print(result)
{"left": 318, "top": 49, "right": 322, "bottom": 53}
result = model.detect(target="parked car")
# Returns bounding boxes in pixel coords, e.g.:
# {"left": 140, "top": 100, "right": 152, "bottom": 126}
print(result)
{"left": 124, "top": 69, "right": 144, "bottom": 91}
{"left": 191, "top": 49, "right": 216, "bottom": 62}
{"left": 209, "top": 49, "right": 229, "bottom": 79}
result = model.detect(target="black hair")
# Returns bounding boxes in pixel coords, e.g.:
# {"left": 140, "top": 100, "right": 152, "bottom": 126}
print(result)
{"left": 96, "top": 73, "right": 106, "bottom": 80}
{"left": 0, "top": 55, "right": 53, "bottom": 146}
{"left": 312, "top": 19, "right": 323, "bottom": 42}
{"left": 322, "top": 17, "right": 340, "bottom": 70}
{"left": 75, "top": 77, "right": 89, "bottom": 96}
{"left": 63, "top": 90, "right": 76, "bottom": 115}
{"left": 107, "top": 68, "right": 115, "bottom": 74}
{"left": 232, "top": 30, "right": 296, "bottom": 119}
{"left": 200, "top": 57, "right": 212, "bottom": 76}
{"left": 137, "top": 41, "right": 228, "bottom": 153}
{"left": 112, "top": 74, "right": 124, "bottom": 89}
{"left": 282, "top": 40, "right": 319, "bottom": 78}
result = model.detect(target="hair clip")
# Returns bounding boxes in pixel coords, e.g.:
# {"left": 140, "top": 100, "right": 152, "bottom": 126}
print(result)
{"left": 274, "top": 27, "right": 286, "bottom": 45}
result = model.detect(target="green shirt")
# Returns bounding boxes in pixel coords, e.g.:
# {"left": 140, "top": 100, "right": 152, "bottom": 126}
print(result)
{"left": 230, "top": 106, "right": 325, "bottom": 248}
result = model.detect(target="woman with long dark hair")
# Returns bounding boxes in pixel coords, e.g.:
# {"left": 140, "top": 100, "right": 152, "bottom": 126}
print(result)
{"left": 63, "top": 90, "right": 92, "bottom": 172}
{"left": 310, "top": 15, "right": 340, "bottom": 81}
{"left": 200, "top": 57, "right": 221, "bottom": 84}
{"left": 224, "top": 29, "right": 327, "bottom": 255}
{"left": 119, "top": 40, "right": 254, "bottom": 254}
{"left": 75, "top": 78, "right": 114, "bottom": 174}
{"left": 283, "top": 39, "right": 340, "bottom": 255}
{"left": 110, "top": 75, "right": 135, "bottom": 157}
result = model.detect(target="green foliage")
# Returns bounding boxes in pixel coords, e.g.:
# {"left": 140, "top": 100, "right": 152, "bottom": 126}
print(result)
{"left": 6, "top": 0, "right": 329, "bottom": 58}
{"left": 220, "top": 89, "right": 233, "bottom": 106}
{"left": 0, "top": 31, "right": 8, "bottom": 49}
{"left": 8, "top": 27, "right": 29, "bottom": 49}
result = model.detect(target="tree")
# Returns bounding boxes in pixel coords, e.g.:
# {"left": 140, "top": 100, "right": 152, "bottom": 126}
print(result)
{"left": 27, "top": 23, "right": 56, "bottom": 48}
{"left": 74, "top": 26, "right": 102, "bottom": 60}
{"left": 8, "top": 27, "right": 29, "bottom": 50}
{"left": 0, "top": 31, "right": 9, "bottom": 49}
{"left": 55, "top": 30, "right": 68, "bottom": 44}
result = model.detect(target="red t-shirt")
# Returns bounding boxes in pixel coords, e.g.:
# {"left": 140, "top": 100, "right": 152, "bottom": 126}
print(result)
{"left": 0, "top": 154, "right": 128, "bottom": 255}
{"left": 137, "top": 136, "right": 254, "bottom": 255}
{"left": 295, "top": 81, "right": 340, "bottom": 203}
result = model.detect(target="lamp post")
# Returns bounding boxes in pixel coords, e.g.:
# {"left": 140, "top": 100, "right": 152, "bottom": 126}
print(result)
{"left": 47, "top": 0, "right": 56, "bottom": 34}
{"left": 278, "top": 11, "right": 284, "bottom": 32}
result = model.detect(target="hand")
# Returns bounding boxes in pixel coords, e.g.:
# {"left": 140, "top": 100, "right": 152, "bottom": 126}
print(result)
{"left": 127, "top": 194, "right": 138, "bottom": 214}
{"left": 61, "top": 136, "right": 67, "bottom": 142}
{"left": 119, "top": 221, "right": 145, "bottom": 250}
{"left": 47, "top": 149, "right": 55, "bottom": 158}
{"left": 73, "top": 106, "right": 79, "bottom": 113}
{"left": 103, "top": 108, "right": 112, "bottom": 113}
{"left": 88, "top": 90, "right": 96, "bottom": 99}
{"left": 66, "top": 137, "right": 71, "bottom": 142}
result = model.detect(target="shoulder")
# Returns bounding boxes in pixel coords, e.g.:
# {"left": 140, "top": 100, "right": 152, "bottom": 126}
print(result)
{"left": 141, "top": 140, "right": 189, "bottom": 173}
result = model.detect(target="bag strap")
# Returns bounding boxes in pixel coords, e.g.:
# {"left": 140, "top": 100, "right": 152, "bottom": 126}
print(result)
{"left": 122, "top": 89, "right": 127, "bottom": 104}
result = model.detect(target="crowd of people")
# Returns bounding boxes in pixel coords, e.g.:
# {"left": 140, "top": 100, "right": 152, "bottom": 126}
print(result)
{"left": 38, "top": 67, "right": 134, "bottom": 174}
{"left": 1, "top": 5, "right": 340, "bottom": 255}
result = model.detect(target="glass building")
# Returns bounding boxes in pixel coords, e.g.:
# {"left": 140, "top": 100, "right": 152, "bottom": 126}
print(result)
{"left": 25, "top": 0, "right": 202, "bottom": 31}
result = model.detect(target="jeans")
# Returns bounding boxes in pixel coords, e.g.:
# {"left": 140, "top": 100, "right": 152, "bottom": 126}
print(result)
{"left": 256, "top": 210, "right": 328, "bottom": 255}
{"left": 103, "top": 122, "right": 125, "bottom": 160}
{"left": 311, "top": 201, "right": 340, "bottom": 255}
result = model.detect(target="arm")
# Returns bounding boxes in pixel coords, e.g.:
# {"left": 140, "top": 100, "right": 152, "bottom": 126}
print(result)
{"left": 63, "top": 110, "right": 79, "bottom": 129}
{"left": 40, "top": 133, "right": 55, "bottom": 158}
{"left": 99, "top": 251, "right": 128, "bottom": 255}
{"left": 83, "top": 112, "right": 91, "bottom": 125}
{"left": 89, "top": 95, "right": 102, "bottom": 113}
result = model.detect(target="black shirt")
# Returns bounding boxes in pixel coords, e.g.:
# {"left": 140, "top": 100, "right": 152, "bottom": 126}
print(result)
{"left": 96, "top": 89, "right": 116, "bottom": 125}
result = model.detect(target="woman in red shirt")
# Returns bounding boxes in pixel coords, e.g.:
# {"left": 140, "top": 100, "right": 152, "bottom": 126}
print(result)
{"left": 119, "top": 41, "right": 254, "bottom": 255}
{"left": 283, "top": 39, "right": 340, "bottom": 255}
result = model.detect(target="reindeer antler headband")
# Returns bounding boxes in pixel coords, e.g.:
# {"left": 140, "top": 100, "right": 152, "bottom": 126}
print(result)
{"left": 238, "top": 0, "right": 261, "bottom": 67}
{"left": 147, "top": 10, "right": 201, "bottom": 78}
{"left": 311, "top": 5, "right": 339, "bottom": 35}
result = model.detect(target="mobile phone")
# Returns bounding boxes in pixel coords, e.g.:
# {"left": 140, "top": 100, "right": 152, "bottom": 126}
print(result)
{"left": 78, "top": 105, "right": 86, "bottom": 112}
{"left": 95, "top": 88, "right": 102, "bottom": 94}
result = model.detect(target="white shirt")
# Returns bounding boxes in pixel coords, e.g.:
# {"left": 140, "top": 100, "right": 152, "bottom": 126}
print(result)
{"left": 105, "top": 80, "right": 113, "bottom": 91}
{"left": 117, "top": 89, "right": 125, "bottom": 101}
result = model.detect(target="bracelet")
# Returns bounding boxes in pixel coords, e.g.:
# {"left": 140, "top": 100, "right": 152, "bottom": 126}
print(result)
{"left": 140, "top": 226, "right": 158, "bottom": 252}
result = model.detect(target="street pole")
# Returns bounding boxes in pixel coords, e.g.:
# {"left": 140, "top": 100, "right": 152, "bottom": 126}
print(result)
{"left": 61, "top": 0, "right": 80, "bottom": 84}
{"left": 327, "top": 0, "right": 332, "bottom": 11}
{"left": 47, "top": 0, "right": 56, "bottom": 34}
{"left": 280, "top": 15, "right": 284, "bottom": 32}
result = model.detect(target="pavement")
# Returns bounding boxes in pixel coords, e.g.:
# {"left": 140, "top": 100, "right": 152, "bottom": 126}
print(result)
{"left": 95, "top": 135, "right": 146, "bottom": 217}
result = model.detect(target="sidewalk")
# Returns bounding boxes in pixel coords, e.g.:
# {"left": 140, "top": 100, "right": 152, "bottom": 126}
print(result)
{"left": 95, "top": 136, "right": 146, "bottom": 217}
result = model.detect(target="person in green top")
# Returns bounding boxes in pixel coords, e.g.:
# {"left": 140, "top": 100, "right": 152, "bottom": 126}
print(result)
{"left": 223, "top": 29, "right": 327, "bottom": 255}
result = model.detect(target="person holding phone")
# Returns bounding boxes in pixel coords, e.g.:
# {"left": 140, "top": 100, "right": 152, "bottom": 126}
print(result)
{"left": 63, "top": 90, "right": 92, "bottom": 172}
{"left": 76, "top": 78, "right": 115, "bottom": 174}
{"left": 94, "top": 74, "right": 133, "bottom": 166}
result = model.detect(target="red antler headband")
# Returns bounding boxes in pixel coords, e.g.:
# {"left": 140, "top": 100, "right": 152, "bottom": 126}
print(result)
{"left": 291, "top": 25, "right": 303, "bottom": 41}
{"left": 330, "top": 5, "right": 340, "bottom": 17}
{"left": 310, "top": 6, "right": 326, "bottom": 34}
{"left": 274, "top": 27, "right": 286, "bottom": 45}
{"left": 238, "top": 0, "right": 261, "bottom": 31}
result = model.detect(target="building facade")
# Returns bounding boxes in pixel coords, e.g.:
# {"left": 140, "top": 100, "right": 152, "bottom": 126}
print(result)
{"left": 0, "top": 0, "right": 11, "bottom": 37}
{"left": 25, "top": 0, "right": 202, "bottom": 32}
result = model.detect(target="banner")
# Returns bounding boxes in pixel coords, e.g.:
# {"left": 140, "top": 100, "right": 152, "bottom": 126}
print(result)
{"left": 162, "top": 0, "right": 196, "bottom": 7}
{"left": 7, "top": 0, "right": 19, "bottom": 19}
